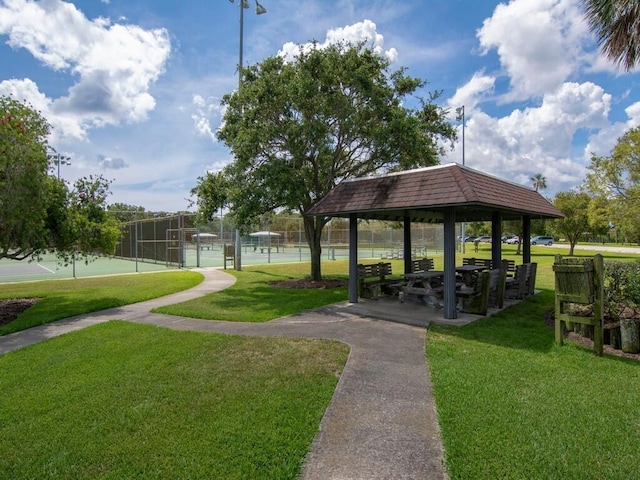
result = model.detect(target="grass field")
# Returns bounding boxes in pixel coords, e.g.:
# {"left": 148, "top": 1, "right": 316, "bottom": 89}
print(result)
{"left": 2, "top": 245, "right": 640, "bottom": 479}
{"left": 153, "top": 261, "right": 349, "bottom": 321}
{"left": 0, "top": 321, "right": 348, "bottom": 479}
{"left": 0, "top": 270, "right": 204, "bottom": 336}
{"left": 425, "top": 245, "right": 640, "bottom": 479}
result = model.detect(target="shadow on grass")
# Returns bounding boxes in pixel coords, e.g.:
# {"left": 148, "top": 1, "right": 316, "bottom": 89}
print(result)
{"left": 430, "top": 290, "right": 556, "bottom": 354}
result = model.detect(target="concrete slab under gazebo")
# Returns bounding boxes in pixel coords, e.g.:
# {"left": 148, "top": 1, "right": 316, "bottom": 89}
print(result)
{"left": 307, "top": 163, "right": 564, "bottom": 319}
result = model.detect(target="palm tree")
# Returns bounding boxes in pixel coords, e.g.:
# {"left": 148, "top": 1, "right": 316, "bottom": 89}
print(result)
{"left": 581, "top": 0, "right": 640, "bottom": 71}
{"left": 531, "top": 173, "right": 547, "bottom": 192}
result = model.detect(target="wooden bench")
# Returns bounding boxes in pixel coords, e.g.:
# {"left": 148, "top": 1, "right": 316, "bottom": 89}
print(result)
{"left": 462, "top": 257, "right": 493, "bottom": 268}
{"left": 463, "top": 257, "right": 515, "bottom": 276}
{"left": 357, "top": 262, "right": 398, "bottom": 300}
{"left": 488, "top": 267, "right": 507, "bottom": 309}
{"left": 410, "top": 258, "right": 434, "bottom": 273}
{"left": 525, "top": 262, "right": 537, "bottom": 296}
{"left": 505, "top": 263, "right": 536, "bottom": 299}
{"left": 458, "top": 270, "right": 492, "bottom": 315}
{"left": 501, "top": 259, "right": 516, "bottom": 277}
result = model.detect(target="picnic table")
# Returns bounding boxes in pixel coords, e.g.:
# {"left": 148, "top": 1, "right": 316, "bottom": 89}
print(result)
{"left": 455, "top": 264, "right": 488, "bottom": 286}
{"left": 398, "top": 270, "right": 445, "bottom": 307}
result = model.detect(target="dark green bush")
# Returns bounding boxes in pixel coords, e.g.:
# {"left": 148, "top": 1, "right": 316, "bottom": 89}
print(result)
{"left": 603, "top": 261, "right": 640, "bottom": 318}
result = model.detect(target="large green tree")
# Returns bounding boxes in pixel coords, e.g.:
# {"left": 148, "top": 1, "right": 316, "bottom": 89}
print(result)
{"left": 192, "top": 42, "right": 456, "bottom": 279}
{"left": 581, "top": 0, "right": 640, "bottom": 71}
{"left": 0, "top": 95, "right": 53, "bottom": 259}
{"left": 551, "top": 191, "right": 591, "bottom": 255}
{"left": 0, "top": 95, "right": 120, "bottom": 261}
{"left": 585, "top": 125, "right": 640, "bottom": 243}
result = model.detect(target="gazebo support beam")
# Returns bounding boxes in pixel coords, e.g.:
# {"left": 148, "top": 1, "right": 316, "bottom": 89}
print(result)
{"left": 443, "top": 207, "right": 457, "bottom": 319}
{"left": 523, "top": 215, "right": 531, "bottom": 264}
{"left": 348, "top": 213, "right": 359, "bottom": 303}
{"left": 491, "top": 211, "right": 502, "bottom": 269}
{"left": 403, "top": 214, "right": 412, "bottom": 274}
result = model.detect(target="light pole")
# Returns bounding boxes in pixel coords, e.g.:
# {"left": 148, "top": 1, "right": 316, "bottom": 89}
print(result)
{"left": 54, "top": 154, "right": 71, "bottom": 180}
{"left": 230, "top": 0, "right": 266, "bottom": 271}
{"left": 456, "top": 106, "right": 465, "bottom": 253}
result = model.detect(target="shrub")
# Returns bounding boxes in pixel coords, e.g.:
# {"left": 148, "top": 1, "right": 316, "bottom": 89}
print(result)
{"left": 603, "top": 260, "right": 640, "bottom": 319}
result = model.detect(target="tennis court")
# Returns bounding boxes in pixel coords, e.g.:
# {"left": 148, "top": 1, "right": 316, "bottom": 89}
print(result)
{"left": 0, "top": 254, "right": 174, "bottom": 284}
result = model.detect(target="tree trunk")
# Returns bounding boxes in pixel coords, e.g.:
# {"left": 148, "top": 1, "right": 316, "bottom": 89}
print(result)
{"left": 302, "top": 213, "right": 326, "bottom": 281}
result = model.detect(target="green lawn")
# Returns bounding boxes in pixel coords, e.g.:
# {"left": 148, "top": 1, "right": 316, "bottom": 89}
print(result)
{"left": 3, "top": 249, "right": 640, "bottom": 479}
{"left": 0, "top": 270, "right": 204, "bottom": 336}
{"left": 0, "top": 321, "right": 348, "bottom": 479}
{"left": 153, "top": 262, "right": 349, "bottom": 321}
{"left": 426, "top": 245, "right": 640, "bottom": 480}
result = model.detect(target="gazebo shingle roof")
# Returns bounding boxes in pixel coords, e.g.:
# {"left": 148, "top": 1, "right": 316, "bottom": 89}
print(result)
{"left": 308, "top": 163, "right": 563, "bottom": 222}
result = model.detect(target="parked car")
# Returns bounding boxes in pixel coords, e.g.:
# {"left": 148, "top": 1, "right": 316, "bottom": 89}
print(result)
{"left": 531, "top": 235, "right": 554, "bottom": 246}
{"left": 505, "top": 236, "right": 520, "bottom": 244}
{"left": 464, "top": 236, "right": 478, "bottom": 243}
{"left": 476, "top": 236, "right": 492, "bottom": 243}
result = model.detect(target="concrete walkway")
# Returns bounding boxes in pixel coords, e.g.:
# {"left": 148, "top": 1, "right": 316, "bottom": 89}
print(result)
{"left": 0, "top": 268, "right": 448, "bottom": 480}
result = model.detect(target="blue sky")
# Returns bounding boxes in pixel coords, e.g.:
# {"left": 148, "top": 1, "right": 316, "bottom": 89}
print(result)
{"left": 1, "top": 0, "right": 637, "bottom": 212}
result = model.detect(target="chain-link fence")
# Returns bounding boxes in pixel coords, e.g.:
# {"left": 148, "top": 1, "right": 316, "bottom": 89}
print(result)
{"left": 113, "top": 214, "right": 449, "bottom": 269}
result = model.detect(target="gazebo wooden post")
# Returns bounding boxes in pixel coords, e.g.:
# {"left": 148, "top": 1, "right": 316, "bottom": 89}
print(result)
{"left": 403, "top": 214, "right": 412, "bottom": 274}
{"left": 348, "top": 213, "right": 359, "bottom": 303}
{"left": 443, "top": 207, "right": 457, "bottom": 319}
{"left": 491, "top": 211, "right": 502, "bottom": 268}
{"left": 522, "top": 215, "right": 532, "bottom": 264}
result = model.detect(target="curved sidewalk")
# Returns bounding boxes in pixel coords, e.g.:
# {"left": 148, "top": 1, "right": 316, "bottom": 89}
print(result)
{"left": 0, "top": 268, "right": 448, "bottom": 480}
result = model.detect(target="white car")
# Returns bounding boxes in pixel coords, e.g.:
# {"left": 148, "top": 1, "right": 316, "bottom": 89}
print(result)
{"left": 531, "top": 236, "right": 554, "bottom": 246}
{"left": 505, "top": 236, "right": 519, "bottom": 244}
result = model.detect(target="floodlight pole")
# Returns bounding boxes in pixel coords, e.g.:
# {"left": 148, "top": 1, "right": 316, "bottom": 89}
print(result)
{"left": 457, "top": 106, "right": 466, "bottom": 254}
{"left": 232, "top": 0, "right": 266, "bottom": 271}
{"left": 55, "top": 154, "right": 71, "bottom": 180}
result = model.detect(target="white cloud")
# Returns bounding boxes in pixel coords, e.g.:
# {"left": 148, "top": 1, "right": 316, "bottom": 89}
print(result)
{"left": 0, "top": 0, "right": 171, "bottom": 139}
{"left": 446, "top": 81, "right": 611, "bottom": 191}
{"left": 582, "top": 101, "right": 640, "bottom": 160}
{"left": 477, "top": 0, "right": 591, "bottom": 101}
{"left": 278, "top": 19, "right": 397, "bottom": 63}
{"left": 98, "top": 154, "right": 128, "bottom": 170}
{"left": 190, "top": 94, "right": 223, "bottom": 142}
{"left": 448, "top": 72, "right": 496, "bottom": 112}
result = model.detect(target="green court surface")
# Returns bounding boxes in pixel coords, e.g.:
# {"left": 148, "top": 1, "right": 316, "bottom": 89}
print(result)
{"left": 0, "top": 254, "right": 175, "bottom": 284}
{"left": 0, "top": 245, "right": 349, "bottom": 283}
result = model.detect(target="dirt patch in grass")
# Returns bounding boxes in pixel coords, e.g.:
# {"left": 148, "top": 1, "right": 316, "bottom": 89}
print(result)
{"left": 0, "top": 298, "right": 40, "bottom": 327}
{"left": 268, "top": 278, "right": 348, "bottom": 289}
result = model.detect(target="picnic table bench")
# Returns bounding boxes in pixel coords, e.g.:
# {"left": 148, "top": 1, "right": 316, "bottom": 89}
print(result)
{"left": 462, "top": 257, "right": 492, "bottom": 268}
{"left": 410, "top": 258, "right": 434, "bottom": 273}
{"left": 458, "top": 269, "right": 494, "bottom": 315}
{"left": 357, "top": 262, "right": 398, "bottom": 300}
{"left": 463, "top": 257, "right": 516, "bottom": 277}
{"left": 505, "top": 262, "right": 537, "bottom": 299}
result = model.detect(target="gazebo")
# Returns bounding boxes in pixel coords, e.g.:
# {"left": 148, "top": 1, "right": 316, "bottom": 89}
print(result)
{"left": 307, "top": 163, "right": 564, "bottom": 319}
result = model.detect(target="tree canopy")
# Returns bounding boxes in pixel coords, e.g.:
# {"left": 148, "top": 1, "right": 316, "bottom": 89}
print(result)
{"left": 531, "top": 173, "right": 547, "bottom": 192}
{"left": 552, "top": 191, "right": 591, "bottom": 255}
{"left": 585, "top": 125, "right": 640, "bottom": 243}
{"left": 1, "top": 95, "right": 54, "bottom": 259}
{"left": 581, "top": 0, "right": 640, "bottom": 71}
{"left": 192, "top": 42, "right": 456, "bottom": 279}
{"left": 0, "top": 95, "right": 120, "bottom": 261}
